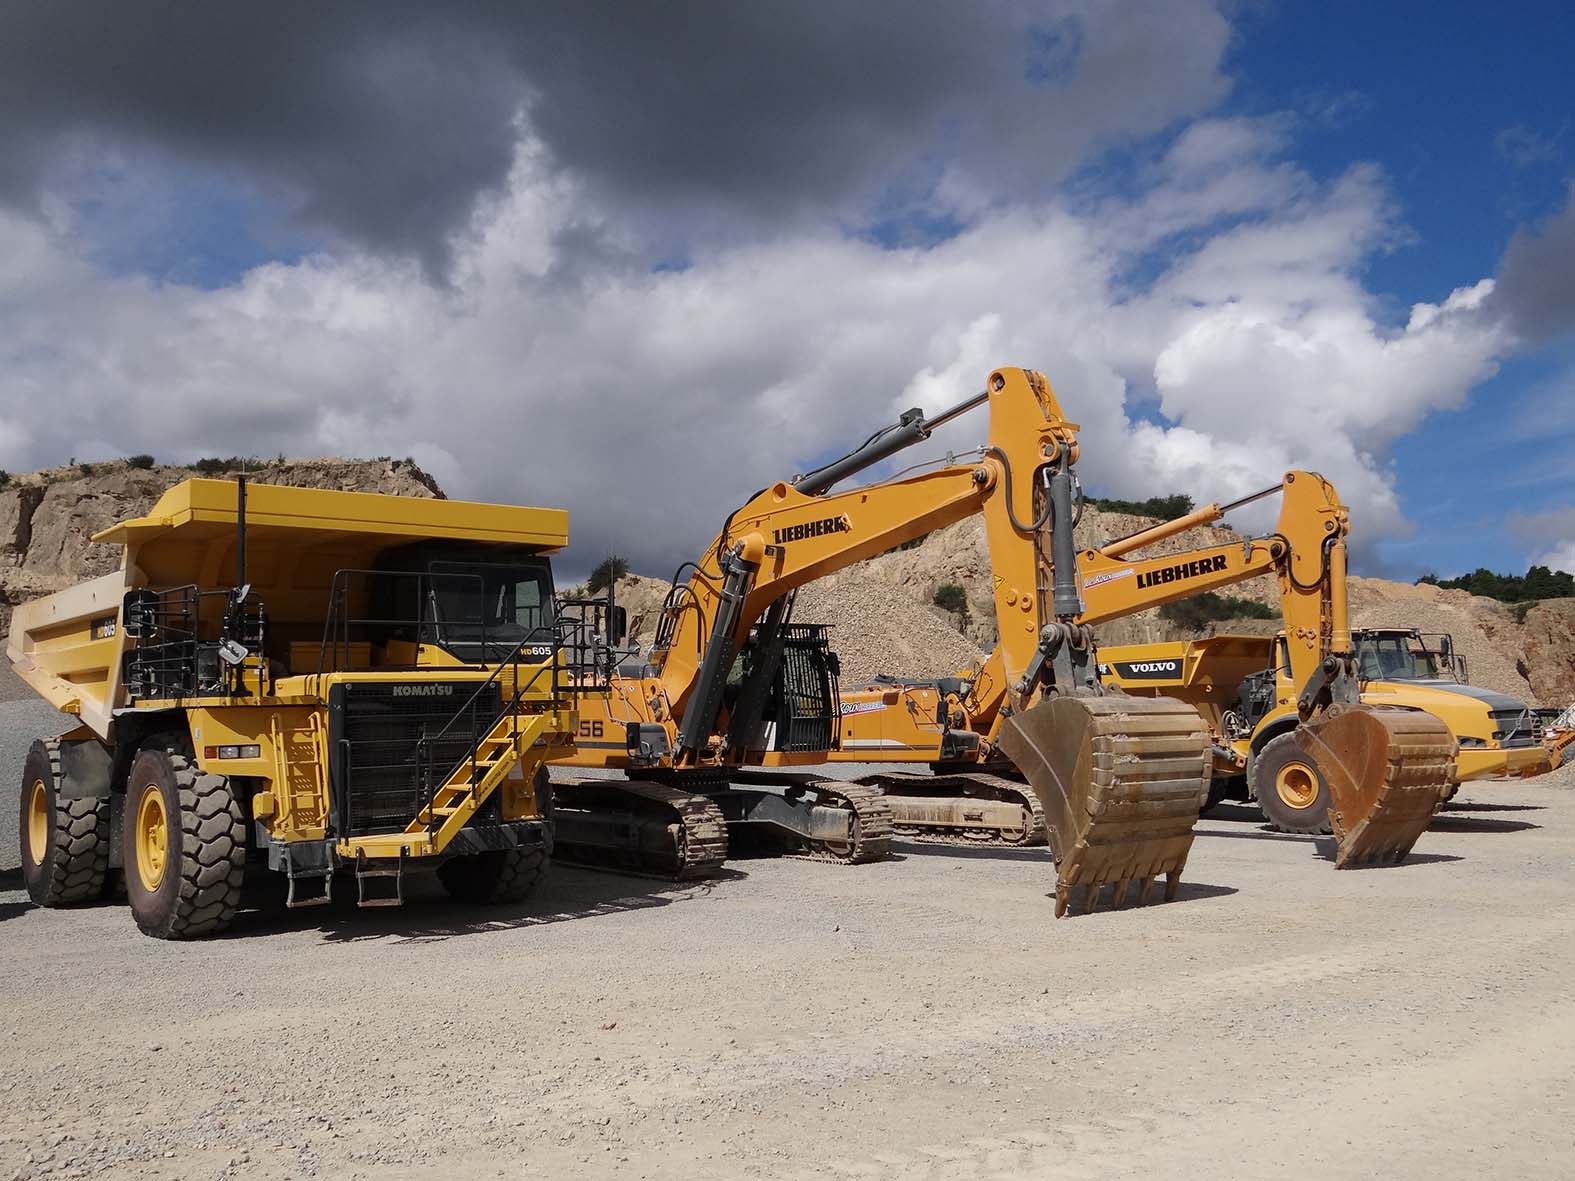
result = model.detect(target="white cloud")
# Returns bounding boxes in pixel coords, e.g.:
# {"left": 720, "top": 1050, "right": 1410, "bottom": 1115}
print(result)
{"left": 0, "top": 120, "right": 1510, "bottom": 580}
{"left": 1512, "top": 507, "right": 1575, "bottom": 575}
{"left": 1538, "top": 541, "right": 1575, "bottom": 575}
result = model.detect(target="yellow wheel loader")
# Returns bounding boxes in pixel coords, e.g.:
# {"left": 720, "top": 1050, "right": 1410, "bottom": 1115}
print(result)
{"left": 833, "top": 473, "right": 1459, "bottom": 868}
{"left": 557, "top": 367, "right": 1213, "bottom": 916}
{"left": 1098, "top": 628, "right": 1549, "bottom": 826}
{"left": 8, "top": 478, "right": 607, "bottom": 938}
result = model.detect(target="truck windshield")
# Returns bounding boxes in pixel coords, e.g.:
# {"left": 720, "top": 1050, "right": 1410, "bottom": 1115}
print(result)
{"left": 1355, "top": 634, "right": 1440, "bottom": 681}
{"left": 428, "top": 560, "right": 555, "bottom": 656}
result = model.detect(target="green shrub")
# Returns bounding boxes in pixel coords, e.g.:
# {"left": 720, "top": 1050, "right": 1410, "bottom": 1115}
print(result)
{"left": 0, "top": 470, "right": 9, "bottom": 488}
{"left": 1087, "top": 493, "right": 1194, "bottom": 520}
{"left": 1158, "top": 592, "right": 1277, "bottom": 630}
{"left": 192, "top": 457, "right": 228, "bottom": 476}
{"left": 932, "top": 582, "right": 969, "bottom": 616}
{"left": 587, "top": 555, "right": 629, "bottom": 594}
{"left": 77, "top": 462, "right": 96, "bottom": 476}
{"left": 126, "top": 454, "right": 156, "bottom": 470}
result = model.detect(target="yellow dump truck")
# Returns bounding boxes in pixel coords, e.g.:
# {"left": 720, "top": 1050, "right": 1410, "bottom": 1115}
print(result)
{"left": 1100, "top": 628, "right": 1550, "bottom": 827}
{"left": 9, "top": 478, "right": 608, "bottom": 938}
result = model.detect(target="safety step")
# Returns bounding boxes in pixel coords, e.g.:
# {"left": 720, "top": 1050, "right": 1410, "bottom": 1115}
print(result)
{"left": 284, "top": 866, "right": 333, "bottom": 909}
{"left": 355, "top": 849, "right": 405, "bottom": 908}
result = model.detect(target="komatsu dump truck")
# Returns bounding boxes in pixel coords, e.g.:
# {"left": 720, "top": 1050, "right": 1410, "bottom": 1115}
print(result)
{"left": 9, "top": 478, "right": 607, "bottom": 939}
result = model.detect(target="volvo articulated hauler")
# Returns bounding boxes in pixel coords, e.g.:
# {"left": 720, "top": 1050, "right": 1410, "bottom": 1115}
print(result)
{"left": 1099, "top": 628, "right": 1549, "bottom": 814}
{"left": 558, "top": 367, "right": 1214, "bottom": 917}
{"left": 9, "top": 478, "right": 609, "bottom": 939}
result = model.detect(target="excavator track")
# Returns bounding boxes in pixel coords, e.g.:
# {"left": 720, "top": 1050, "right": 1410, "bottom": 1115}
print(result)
{"left": 850, "top": 771, "right": 1048, "bottom": 847}
{"left": 997, "top": 694, "right": 1212, "bottom": 918}
{"left": 786, "top": 778, "right": 894, "bottom": 865}
{"left": 550, "top": 777, "right": 729, "bottom": 881}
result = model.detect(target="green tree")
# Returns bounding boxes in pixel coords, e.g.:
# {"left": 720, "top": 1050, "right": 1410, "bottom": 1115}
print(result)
{"left": 1088, "top": 493, "right": 1195, "bottom": 519}
{"left": 126, "top": 454, "right": 156, "bottom": 470}
{"left": 1158, "top": 592, "right": 1277, "bottom": 630}
{"left": 587, "top": 555, "right": 630, "bottom": 594}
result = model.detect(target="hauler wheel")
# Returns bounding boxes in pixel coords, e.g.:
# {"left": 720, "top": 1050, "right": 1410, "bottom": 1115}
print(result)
{"left": 438, "top": 847, "right": 548, "bottom": 904}
{"left": 1251, "top": 733, "right": 1333, "bottom": 835}
{"left": 123, "top": 741, "right": 246, "bottom": 940}
{"left": 19, "top": 739, "right": 110, "bottom": 906}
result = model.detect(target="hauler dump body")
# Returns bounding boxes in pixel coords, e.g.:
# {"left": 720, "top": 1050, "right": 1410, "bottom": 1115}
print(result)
{"left": 9, "top": 479, "right": 609, "bottom": 938}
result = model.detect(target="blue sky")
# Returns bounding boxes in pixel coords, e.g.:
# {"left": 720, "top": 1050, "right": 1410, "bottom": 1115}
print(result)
{"left": 0, "top": 2, "right": 1571, "bottom": 581}
{"left": 1222, "top": 1, "right": 1574, "bottom": 576}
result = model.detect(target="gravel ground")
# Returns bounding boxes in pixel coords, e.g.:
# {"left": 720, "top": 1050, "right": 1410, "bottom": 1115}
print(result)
{"left": 3, "top": 694, "right": 1573, "bottom": 1178}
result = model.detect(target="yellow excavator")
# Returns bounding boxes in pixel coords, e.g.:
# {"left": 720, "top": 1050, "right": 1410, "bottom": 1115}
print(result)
{"left": 835, "top": 472, "right": 1458, "bottom": 868}
{"left": 556, "top": 367, "right": 1213, "bottom": 915}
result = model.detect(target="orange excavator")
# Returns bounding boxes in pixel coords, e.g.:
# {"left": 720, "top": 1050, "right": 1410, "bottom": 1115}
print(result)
{"left": 553, "top": 367, "right": 1213, "bottom": 915}
{"left": 834, "top": 473, "right": 1457, "bottom": 868}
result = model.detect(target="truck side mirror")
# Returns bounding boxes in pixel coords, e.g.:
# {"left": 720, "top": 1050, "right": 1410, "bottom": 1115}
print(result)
{"left": 609, "top": 605, "right": 628, "bottom": 647}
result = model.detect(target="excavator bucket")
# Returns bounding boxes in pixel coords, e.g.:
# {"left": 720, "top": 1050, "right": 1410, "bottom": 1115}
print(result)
{"left": 997, "top": 694, "right": 1211, "bottom": 918}
{"left": 1294, "top": 703, "right": 1456, "bottom": 868}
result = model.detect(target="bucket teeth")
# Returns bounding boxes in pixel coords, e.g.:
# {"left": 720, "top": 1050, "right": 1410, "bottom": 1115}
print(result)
{"left": 1295, "top": 704, "right": 1456, "bottom": 868}
{"left": 998, "top": 694, "right": 1211, "bottom": 917}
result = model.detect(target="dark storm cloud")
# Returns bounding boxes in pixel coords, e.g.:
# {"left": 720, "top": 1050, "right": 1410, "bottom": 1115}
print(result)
{"left": 1494, "top": 182, "right": 1575, "bottom": 342}
{"left": 0, "top": 2, "right": 1229, "bottom": 270}
{"left": 0, "top": 3, "right": 530, "bottom": 270}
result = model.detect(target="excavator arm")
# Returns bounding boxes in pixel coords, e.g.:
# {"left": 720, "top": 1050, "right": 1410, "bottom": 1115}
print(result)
{"left": 649, "top": 367, "right": 1081, "bottom": 766}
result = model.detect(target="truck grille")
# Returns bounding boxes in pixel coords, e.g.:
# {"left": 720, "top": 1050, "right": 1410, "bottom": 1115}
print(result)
{"left": 328, "top": 681, "right": 502, "bottom": 838}
{"left": 1490, "top": 707, "right": 1539, "bottom": 749}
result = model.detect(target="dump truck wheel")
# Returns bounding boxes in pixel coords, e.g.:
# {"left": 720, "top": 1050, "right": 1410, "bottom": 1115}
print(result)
{"left": 1251, "top": 733, "right": 1333, "bottom": 835}
{"left": 18, "top": 739, "right": 110, "bottom": 907}
{"left": 438, "top": 847, "right": 548, "bottom": 905}
{"left": 123, "top": 742, "right": 246, "bottom": 940}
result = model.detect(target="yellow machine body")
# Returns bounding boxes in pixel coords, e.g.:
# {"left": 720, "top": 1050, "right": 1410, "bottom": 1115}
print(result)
{"left": 9, "top": 479, "right": 585, "bottom": 937}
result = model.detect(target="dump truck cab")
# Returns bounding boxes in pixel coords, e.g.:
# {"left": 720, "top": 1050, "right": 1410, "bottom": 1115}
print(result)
{"left": 10, "top": 479, "right": 608, "bottom": 939}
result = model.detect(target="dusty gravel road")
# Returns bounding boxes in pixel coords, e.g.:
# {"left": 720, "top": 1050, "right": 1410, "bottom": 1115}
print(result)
{"left": 2, "top": 693, "right": 1573, "bottom": 1178}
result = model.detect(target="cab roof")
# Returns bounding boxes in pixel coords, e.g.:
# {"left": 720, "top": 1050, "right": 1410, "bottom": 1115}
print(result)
{"left": 92, "top": 479, "right": 568, "bottom": 553}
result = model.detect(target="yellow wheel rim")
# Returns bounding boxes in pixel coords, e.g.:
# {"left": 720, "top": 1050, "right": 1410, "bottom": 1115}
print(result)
{"left": 134, "top": 783, "right": 170, "bottom": 894}
{"left": 1275, "top": 762, "right": 1319, "bottom": 810}
{"left": 27, "top": 779, "right": 49, "bottom": 867}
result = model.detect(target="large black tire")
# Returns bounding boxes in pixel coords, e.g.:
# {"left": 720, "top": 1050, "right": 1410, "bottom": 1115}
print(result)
{"left": 1201, "top": 776, "right": 1230, "bottom": 815}
{"left": 1250, "top": 732, "right": 1333, "bottom": 835}
{"left": 123, "top": 740, "right": 246, "bottom": 940}
{"left": 19, "top": 739, "right": 110, "bottom": 906}
{"left": 437, "top": 846, "right": 548, "bottom": 904}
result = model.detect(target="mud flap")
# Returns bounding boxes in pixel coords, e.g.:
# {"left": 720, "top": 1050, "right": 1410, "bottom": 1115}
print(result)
{"left": 1295, "top": 704, "right": 1456, "bottom": 868}
{"left": 998, "top": 695, "right": 1211, "bottom": 918}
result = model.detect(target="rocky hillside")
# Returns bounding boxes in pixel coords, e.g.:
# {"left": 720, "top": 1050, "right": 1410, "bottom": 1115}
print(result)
{"left": 0, "top": 458, "right": 441, "bottom": 643}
